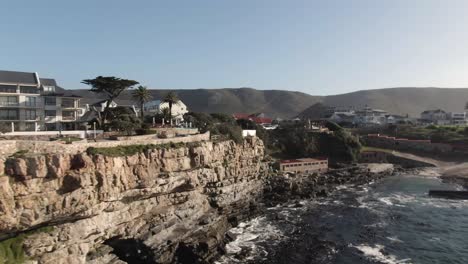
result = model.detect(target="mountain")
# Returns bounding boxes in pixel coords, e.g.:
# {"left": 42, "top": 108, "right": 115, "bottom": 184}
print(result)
{"left": 66, "top": 87, "right": 468, "bottom": 118}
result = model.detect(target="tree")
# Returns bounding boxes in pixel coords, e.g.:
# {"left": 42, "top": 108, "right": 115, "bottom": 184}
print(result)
{"left": 132, "top": 86, "right": 152, "bottom": 122}
{"left": 82, "top": 76, "right": 139, "bottom": 126}
{"left": 107, "top": 107, "right": 142, "bottom": 136}
{"left": 163, "top": 92, "right": 180, "bottom": 125}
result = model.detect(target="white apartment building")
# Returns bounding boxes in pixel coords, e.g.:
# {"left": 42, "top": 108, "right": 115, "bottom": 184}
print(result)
{"left": 0, "top": 70, "right": 82, "bottom": 132}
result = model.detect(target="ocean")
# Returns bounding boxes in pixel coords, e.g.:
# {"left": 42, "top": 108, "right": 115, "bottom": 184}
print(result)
{"left": 216, "top": 169, "right": 468, "bottom": 264}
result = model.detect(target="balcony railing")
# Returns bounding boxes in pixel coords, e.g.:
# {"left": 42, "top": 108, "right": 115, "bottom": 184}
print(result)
{"left": 0, "top": 102, "right": 19, "bottom": 107}
{"left": 62, "top": 116, "right": 76, "bottom": 121}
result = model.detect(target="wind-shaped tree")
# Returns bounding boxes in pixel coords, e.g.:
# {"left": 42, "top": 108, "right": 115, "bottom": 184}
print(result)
{"left": 82, "top": 76, "right": 139, "bottom": 126}
{"left": 132, "top": 86, "right": 152, "bottom": 122}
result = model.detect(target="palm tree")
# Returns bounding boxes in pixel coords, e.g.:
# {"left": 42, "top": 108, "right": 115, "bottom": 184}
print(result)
{"left": 132, "top": 86, "right": 152, "bottom": 122}
{"left": 163, "top": 92, "right": 180, "bottom": 125}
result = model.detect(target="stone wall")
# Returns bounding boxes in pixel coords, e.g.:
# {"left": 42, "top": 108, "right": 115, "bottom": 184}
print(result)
{"left": 0, "top": 137, "right": 266, "bottom": 263}
{"left": 0, "top": 132, "right": 210, "bottom": 156}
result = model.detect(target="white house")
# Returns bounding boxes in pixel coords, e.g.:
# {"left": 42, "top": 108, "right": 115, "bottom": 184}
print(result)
{"left": 448, "top": 112, "right": 467, "bottom": 125}
{"left": 143, "top": 99, "right": 189, "bottom": 123}
{"left": 420, "top": 109, "right": 450, "bottom": 125}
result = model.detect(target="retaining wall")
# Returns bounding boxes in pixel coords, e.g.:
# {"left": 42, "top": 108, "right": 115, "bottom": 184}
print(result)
{"left": 0, "top": 131, "right": 210, "bottom": 156}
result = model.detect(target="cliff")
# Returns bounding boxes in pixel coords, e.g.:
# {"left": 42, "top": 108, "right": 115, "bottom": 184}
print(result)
{"left": 0, "top": 137, "right": 267, "bottom": 264}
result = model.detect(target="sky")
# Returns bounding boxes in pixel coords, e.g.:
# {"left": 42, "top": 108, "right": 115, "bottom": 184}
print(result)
{"left": 2, "top": 0, "right": 468, "bottom": 95}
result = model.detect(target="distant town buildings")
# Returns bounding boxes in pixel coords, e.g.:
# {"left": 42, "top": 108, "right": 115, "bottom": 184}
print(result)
{"left": 327, "top": 105, "right": 404, "bottom": 127}
{"left": 420, "top": 109, "right": 467, "bottom": 125}
{"left": 279, "top": 158, "right": 329, "bottom": 174}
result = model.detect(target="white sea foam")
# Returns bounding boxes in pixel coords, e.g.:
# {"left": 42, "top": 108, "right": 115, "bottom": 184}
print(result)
{"left": 352, "top": 244, "right": 412, "bottom": 264}
{"left": 215, "top": 216, "right": 285, "bottom": 264}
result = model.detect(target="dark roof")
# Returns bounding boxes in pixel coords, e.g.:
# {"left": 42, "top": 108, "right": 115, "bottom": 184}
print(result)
{"left": 39, "top": 78, "right": 57, "bottom": 87}
{"left": 0, "top": 70, "right": 38, "bottom": 85}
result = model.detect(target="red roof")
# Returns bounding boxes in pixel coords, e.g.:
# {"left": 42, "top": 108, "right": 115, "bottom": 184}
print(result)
{"left": 233, "top": 113, "right": 272, "bottom": 124}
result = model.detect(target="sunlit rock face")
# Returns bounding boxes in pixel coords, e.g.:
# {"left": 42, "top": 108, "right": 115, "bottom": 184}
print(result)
{"left": 0, "top": 137, "right": 267, "bottom": 264}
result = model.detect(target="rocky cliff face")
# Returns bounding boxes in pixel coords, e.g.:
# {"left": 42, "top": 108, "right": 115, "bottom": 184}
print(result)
{"left": 0, "top": 137, "right": 266, "bottom": 264}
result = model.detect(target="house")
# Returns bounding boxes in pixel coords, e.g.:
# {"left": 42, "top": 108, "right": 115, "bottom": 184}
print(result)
{"left": 448, "top": 112, "right": 467, "bottom": 125}
{"left": 279, "top": 158, "right": 328, "bottom": 174}
{"left": 143, "top": 99, "right": 189, "bottom": 123}
{"left": 354, "top": 106, "right": 387, "bottom": 126}
{"left": 80, "top": 99, "right": 138, "bottom": 124}
{"left": 0, "top": 70, "right": 82, "bottom": 132}
{"left": 420, "top": 109, "right": 450, "bottom": 125}
{"left": 233, "top": 113, "right": 273, "bottom": 125}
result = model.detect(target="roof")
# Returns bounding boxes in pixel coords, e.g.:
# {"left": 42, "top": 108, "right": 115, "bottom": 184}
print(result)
{"left": 0, "top": 70, "right": 38, "bottom": 85}
{"left": 421, "top": 109, "right": 446, "bottom": 114}
{"left": 233, "top": 113, "right": 273, "bottom": 124}
{"left": 39, "top": 78, "right": 57, "bottom": 87}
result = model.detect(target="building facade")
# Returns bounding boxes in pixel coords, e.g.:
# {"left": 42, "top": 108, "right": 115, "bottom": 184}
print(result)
{"left": 279, "top": 158, "right": 328, "bottom": 174}
{"left": 0, "top": 70, "right": 81, "bottom": 132}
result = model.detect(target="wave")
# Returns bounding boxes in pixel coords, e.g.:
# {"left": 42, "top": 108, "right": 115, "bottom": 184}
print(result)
{"left": 352, "top": 244, "right": 412, "bottom": 264}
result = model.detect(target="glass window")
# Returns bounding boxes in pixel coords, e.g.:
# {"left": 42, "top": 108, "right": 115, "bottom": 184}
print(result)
{"left": 20, "top": 86, "right": 39, "bottom": 94}
{"left": 24, "top": 110, "right": 37, "bottom": 120}
{"left": 25, "top": 96, "right": 37, "bottom": 107}
{"left": 44, "top": 97, "right": 56, "bottom": 106}
{"left": 43, "top": 86, "right": 55, "bottom": 93}
{"left": 61, "top": 98, "right": 75, "bottom": 108}
{"left": 62, "top": 111, "right": 75, "bottom": 120}
{"left": 0, "top": 109, "right": 18, "bottom": 120}
{"left": 45, "top": 110, "right": 56, "bottom": 117}
{"left": 0, "top": 85, "right": 17, "bottom": 93}
{"left": 0, "top": 96, "right": 18, "bottom": 106}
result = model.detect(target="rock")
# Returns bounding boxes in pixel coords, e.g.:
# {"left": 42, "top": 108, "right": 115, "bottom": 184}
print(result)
{"left": 0, "top": 137, "right": 267, "bottom": 263}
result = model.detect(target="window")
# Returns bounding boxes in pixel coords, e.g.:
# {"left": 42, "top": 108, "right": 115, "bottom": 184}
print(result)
{"left": 24, "top": 110, "right": 37, "bottom": 120}
{"left": 43, "top": 86, "right": 55, "bottom": 93}
{"left": 45, "top": 110, "right": 56, "bottom": 117}
{"left": 62, "top": 110, "right": 75, "bottom": 120}
{"left": 61, "top": 98, "right": 75, "bottom": 108}
{"left": 25, "top": 96, "right": 37, "bottom": 107}
{"left": 20, "top": 86, "right": 39, "bottom": 94}
{"left": 44, "top": 97, "right": 56, "bottom": 106}
{"left": 0, "top": 85, "right": 17, "bottom": 93}
{"left": 0, "top": 96, "right": 18, "bottom": 106}
{"left": 0, "top": 109, "right": 18, "bottom": 120}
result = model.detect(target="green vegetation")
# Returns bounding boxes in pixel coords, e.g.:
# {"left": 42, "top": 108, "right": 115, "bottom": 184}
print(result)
{"left": 107, "top": 107, "right": 142, "bottom": 136}
{"left": 183, "top": 112, "right": 246, "bottom": 144}
{"left": 82, "top": 76, "right": 139, "bottom": 127}
{"left": 86, "top": 142, "right": 203, "bottom": 157}
{"left": 132, "top": 86, "right": 152, "bottom": 122}
{"left": 163, "top": 92, "right": 180, "bottom": 124}
{"left": 0, "top": 226, "right": 54, "bottom": 264}
{"left": 266, "top": 121, "right": 362, "bottom": 162}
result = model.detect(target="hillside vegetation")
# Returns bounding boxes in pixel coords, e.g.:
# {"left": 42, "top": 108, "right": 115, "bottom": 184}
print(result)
{"left": 67, "top": 87, "right": 468, "bottom": 118}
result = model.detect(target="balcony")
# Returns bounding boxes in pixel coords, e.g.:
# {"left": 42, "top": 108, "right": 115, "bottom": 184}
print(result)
{"left": 62, "top": 116, "right": 76, "bottom": 121}
{"left": 0, "top": 101, "right": 19, "bottom": 107}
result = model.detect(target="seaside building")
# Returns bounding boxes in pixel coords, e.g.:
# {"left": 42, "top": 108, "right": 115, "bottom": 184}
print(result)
{"left": 0, "top": 70, "right": 82, "bottom": 132}
{"left": 279, "top": 158, "right": 328, "bottom": 174}
{"left": 143, "top": 99, "right": 189, "bottom": 123}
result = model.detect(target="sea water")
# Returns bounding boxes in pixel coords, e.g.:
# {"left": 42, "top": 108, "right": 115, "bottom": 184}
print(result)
{"left": 216, "top": 171, "right": 468, "bottom": 264}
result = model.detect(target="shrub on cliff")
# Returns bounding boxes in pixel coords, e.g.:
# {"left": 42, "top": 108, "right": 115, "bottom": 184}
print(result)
{"left": 266, "top": 124, "right": 361, "bottom": 162}
{"left": 184, "top": 112, "right": 244, "bottom": 144}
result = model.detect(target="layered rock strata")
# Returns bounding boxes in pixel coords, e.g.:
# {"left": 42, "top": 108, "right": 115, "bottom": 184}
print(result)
{"left": 0, "top": 137, "right": 266, "bottom": 264}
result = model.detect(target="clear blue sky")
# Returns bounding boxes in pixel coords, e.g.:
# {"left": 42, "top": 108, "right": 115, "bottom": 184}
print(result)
{"left": 2, "top": 0, "right": 468, "bottom": 95}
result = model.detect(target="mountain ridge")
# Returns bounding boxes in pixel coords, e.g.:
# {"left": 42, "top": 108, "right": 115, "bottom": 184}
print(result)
{"left": 66, "top": 87, "right": 468, "bottom": 118}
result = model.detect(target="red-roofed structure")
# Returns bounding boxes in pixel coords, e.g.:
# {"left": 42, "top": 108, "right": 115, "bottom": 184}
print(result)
{"left": 233, "top": 113, "right": 273, "bottom": 125}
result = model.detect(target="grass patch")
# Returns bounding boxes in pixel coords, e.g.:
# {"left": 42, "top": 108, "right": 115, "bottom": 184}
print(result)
{"left": 0, "top": 226, "right": 54, "bottom": 264}
{"left": 86, "top": 142, "right": 193, "bottom": 157}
